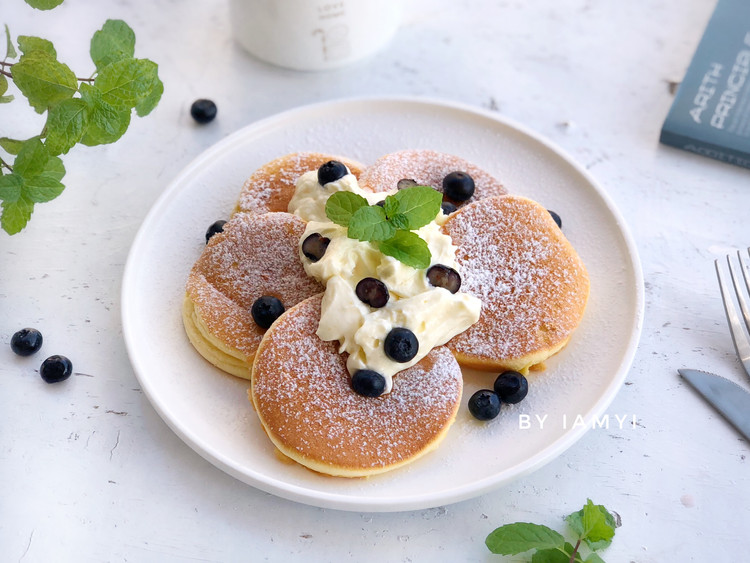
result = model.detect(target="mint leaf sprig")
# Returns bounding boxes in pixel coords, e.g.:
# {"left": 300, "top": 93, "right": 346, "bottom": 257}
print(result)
{"left": 0, "top": 15, "right": 163, "bottom": 235}
{"left": 485, "top": 499, "right": 619, "bottom": 562}
{"left": 324, "top": 185, "right": 443, "bottom": 269}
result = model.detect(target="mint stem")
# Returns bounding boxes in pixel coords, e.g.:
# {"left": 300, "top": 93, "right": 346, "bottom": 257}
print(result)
{"left": 0, "top": 156, "right": 12, "bottom": 172}
{"left": 569, "top": 539, "right": 581, "bottom": 563}
{"left": 0, "top": 68, "right": 11, "bottom": 78}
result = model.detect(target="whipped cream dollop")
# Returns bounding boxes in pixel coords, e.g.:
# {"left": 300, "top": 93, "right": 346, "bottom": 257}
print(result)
{"left": 288, "top": 169, "right": 481, "bottom": 393}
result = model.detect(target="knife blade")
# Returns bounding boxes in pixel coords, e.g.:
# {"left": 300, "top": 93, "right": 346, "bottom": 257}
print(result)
{"left": 678, "top": 368, "right": 750, "bottom": 442}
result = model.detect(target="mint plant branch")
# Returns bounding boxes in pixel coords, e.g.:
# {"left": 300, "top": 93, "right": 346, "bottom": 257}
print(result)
{"left": 0, "top": 16, "right": 163, "bottom": 235}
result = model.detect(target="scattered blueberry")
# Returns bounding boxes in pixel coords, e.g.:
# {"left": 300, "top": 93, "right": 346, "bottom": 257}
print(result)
{"left": 384, "top": 327, "right": 419, "bottom": 363}
{"left": 442, "top": 171, "right": 475, "bottom": 202}
{"left": 355, "top": 277, "right": 389, "bottom": 308}
{"left": 426, "top": 264, "right": 461, "bottom": 294}
{"left": 40, "top": 355, "right": 73, "bottom": 384}
{"left": 205, "top": 220, "right": 227, "bottom": 243}
{"left": 493, "top": 371, "right": 529, "bottom": 404}
{"left": 468, "top": 389, "right": 501, "bottom": 420}
{"left": 317, "top": 160, "right": 348, "bottom": 186}
{"left": 302, "top": 233, "right": 330, "bottom": 262}
{"left": 351, "top": 369, "right": 386, "bottom": 397}
{"left": 397, "top": 178, "right": 418, "bottom": 190}
{"left": 190, "top": 99, "right": 217, "bottom": 124}
{"left": 10, "top": 328, "right": 43, "bottom": 356}
{"left": 375, "top": 200, "right": 386, "bottom": 207}
{"left": 548, "top": 210, "right": 562, "bottom": 229}
{"left": 441, "top": 201, "right": 458, "bottom": 215}
{"left": 251, "top": 296, "right": 285, "bottom": 329}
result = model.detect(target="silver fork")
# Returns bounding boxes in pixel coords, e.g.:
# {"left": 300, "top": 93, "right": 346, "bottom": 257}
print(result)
{"left": 716, "top": 247, "right": 750, "bottom": 379}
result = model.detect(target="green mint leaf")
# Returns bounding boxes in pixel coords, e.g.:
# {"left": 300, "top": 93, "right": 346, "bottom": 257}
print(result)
{"left": 90, "top": 19, "right": 135, "bottom": 70}
{"left": 0, "top": 138, "right": 25, "bottom": 155}
{"left": 348, "top": 205, "right": 395, "bottom": 241}
{"left": 95, "top": 57, "right": 160, "bottom": 112}
{"left": 325, "top": 191, "right": 368, "bottom": 227}
{"left": 392, "top": 185, "right": 442, "bottom": 230}
{"left": 24, "top": 0, "right": 65, "bottom": 10}
{"left": 378, "top": 230, "right": 432, "bottom": 269}
{"left": 0, "top": 173, "right": 23, "bottom": 202}
{"left": 13, "top": 138, "right": 49, "bottom": 179}
{"left": 567, "top": 500, "right": 616, "bottom": 551}
{"left": 44, "top": 98, "right": 89, "bottom": 155}
{"left": 79, "top": 83, "right": 130, "bottom": 146}
{"left": 0, "top": 74, "right": 7, "bottom": 96}
{"left": 23, "top": 154, "right": 65, "bottom": 202}
{"left": 383, "top": 193, "right": 400, "bottom": 218}
{"left": 4, "top": 24, "right": 17, "bottom": 59}
{"left": 485, "top": 522, "right": 566, "bottom": 556}
{"left": 584, "top": 553, "right": 606, "bottom": 563}
{"left": 0, "top": 95, "right": 14, "bottom": 104}
{"left": 1, "top": 196, "right": 34, "bottom": 235}
{"left": 135, "top": 72, "right": 163, "bottom": 117}
{"left": 11, "top": 50, "right": 78, "bottom": 113}
{"left": 531, "top": 543, "right": 583, "bottom": 563}
{"left": 17, "top": 35, "right": 56, "bottom": 57}
{"left": 388, "top": 212, "right": 410, "bottom": 230}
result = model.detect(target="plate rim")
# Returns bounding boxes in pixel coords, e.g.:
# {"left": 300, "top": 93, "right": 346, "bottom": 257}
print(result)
{"left": 121, "top": 95, "right": 645, "bottom": 512}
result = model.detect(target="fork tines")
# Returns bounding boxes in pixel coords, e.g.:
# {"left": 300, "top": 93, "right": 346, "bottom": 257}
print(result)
{"left": 716, "top": 247, "right": 750, "bottom": 378}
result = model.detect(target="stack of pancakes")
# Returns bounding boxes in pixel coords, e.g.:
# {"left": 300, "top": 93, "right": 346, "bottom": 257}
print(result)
{"left": 182, "top": 150, "right": 589, "bottom": 477}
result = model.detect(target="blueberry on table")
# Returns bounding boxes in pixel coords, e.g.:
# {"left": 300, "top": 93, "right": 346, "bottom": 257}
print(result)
{"left": 442, "top": 171, "right": 475, "bottom": 202}
{"left": 351, "top": 369, "right": 386, "bottom": 397}
{"left": 251, "top": 296, "right": 285, "bottom": 329}
{"left": 493, "top": 371, "right": 528, "bottom": 404}
{"left": 10, "top": 328, "right": 43, "bottom": 356}
{"left": 384, "top": 327, "right": 418, "bottom": 363}
{"left": 190, "top": 99, "right": 217, "bottom": 123}
{"left": 302, "top": 233, "right": 331, "bottom": 262}
{"left": 548, "top": 210, "right": 562, "bottom": 229}
{"left": 317, "top": 160, "right": 348, "bottom": 186}
{"left": 355, "top": 277, "right": 389, "bottom": 308}
{"left": 468, "top": 389, "right": 501, "bottom": 420}
{"left": 40, "top": 355, "right": 73, "bottom": 384}
{"left": 426, "top": 264, "right": 461, "bottom": 294}
{"left": 205, "top": 220, "right": 227, "bottom": 243}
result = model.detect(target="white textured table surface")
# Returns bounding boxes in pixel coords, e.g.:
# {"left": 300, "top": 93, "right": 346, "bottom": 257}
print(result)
{"left": 2, "top": 1, "right": 749, "bottom": 561}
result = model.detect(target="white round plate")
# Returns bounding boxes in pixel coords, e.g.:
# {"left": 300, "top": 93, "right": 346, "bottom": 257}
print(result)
{"left": 121, "top": 97, "right": 644, "bottom": 512}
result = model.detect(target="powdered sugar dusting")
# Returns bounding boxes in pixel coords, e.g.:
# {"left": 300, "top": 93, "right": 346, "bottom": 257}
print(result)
{"left": 186, "top": 212, "right": 323, "bottom": 356}
{"left": 444, "top": 196, "right": 589, "bottom": 362}
{"left": 253, "top": 295, "right": 462, "bottom": 471}
{"left": 359, "top": 149, "right": 507, "bottom": 203}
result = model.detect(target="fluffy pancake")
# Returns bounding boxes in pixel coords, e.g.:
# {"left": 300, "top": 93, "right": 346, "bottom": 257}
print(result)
{"left": 235, "top": 152, "right": 366, "bottom": 215}
{"left": 250, "top": 294, "right": 463, "bottom": 477}
{"left": 358, "top": 149, "right": 507, "bottom": 204}
{"left": 442, "top": 195, "right": 589, "bottom": 372}
{"left": 183, "top": 212, "right": 324, "bottom": 378}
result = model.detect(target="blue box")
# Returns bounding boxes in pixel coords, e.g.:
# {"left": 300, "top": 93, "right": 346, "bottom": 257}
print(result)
{"left": 660, "top": 0, "right": 750, "bottom": 169}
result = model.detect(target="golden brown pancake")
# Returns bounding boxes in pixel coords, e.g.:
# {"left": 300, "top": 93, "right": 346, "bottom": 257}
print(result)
{"left": 235, "top": 152, "right": 366, "bottom": 215}
{"left": 442, "top": 195, "right": 589, "bottom": 373}
{"left": 183, "top": 212, "right": 324, "bottom": 378}
{"left": 250, "top": 294, "right": 463, "bottom": 477}
{"left": 358, "top": 149, "right": 507, "bottom": 205}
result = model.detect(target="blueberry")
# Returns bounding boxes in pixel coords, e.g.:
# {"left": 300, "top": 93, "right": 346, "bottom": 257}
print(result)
{"left": 40, "top": 355, "right": 73, "bottom": 384}
{"left": 397, "top": 178, "right": 418, "bottom": 190}
{"left": 302, "top": 233, "right": 330, "bottom": 262}
{"left": 205, "top": 220, "right": 227, "bottom": 243}
{"left": 426, "top": 264, "right": 461, "bottom": 294}
{"left": 10, "top": 328, "right": 43, "bottom": 356}
{"left": 441, "top": 201, "right": 458, "bottom": 215}
{"left": 190, "top": 99, "right": 217, "bottom": 124}
{"left": 442, "top": 171, "right": 475, "bottom": 202}
{"left": 384, "top": 327, "right": 418, "bottom": 363}
{"left": 317, "top": 160, "right": 348, "bottom": 185}
{"left": 351, "top": 369, "right": 386, "bottom": 397}
{"left": 493, "top": 371, "right": 528, "bottom": 404}
{"left": 251, "top": 296, "right": 285, "bottom": 329}
{"left": 375, "top": 200, "right": 386, "bottom": 207}
{"left": 355, "top": 277, "right": 389, "bottom": 308}
{"left": 548, "top": 210, "right": 562, "bottom": 229}
{"left": 468, "top": 389, "right": 501, "bottom": 420}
